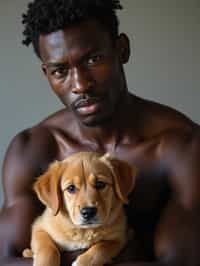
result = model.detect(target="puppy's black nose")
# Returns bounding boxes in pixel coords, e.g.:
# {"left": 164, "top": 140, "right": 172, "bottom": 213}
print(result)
{"left": 80, "top": 207, "right": 97, "bottom": 220}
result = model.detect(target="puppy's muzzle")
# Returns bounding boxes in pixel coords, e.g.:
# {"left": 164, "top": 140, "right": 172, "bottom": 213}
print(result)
{"left": 80, "top": 207, "right": 97, "bottom": 221}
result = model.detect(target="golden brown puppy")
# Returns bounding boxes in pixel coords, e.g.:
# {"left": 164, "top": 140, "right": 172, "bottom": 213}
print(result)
{"left": 23, "top": 152, "right": 137, "bottom": 266}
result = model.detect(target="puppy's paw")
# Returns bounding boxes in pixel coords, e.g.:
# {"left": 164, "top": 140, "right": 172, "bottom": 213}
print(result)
{"left": 22, "top": 248, "right": 33, "bottom": 258}
{"left": 73, "top": 254, "right": 103, "bottom": 266}
{"left": 71, "top": 260, "right": 78, "bottom": 266}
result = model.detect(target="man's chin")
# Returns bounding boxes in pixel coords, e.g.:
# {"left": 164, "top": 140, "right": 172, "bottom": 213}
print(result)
{"left": 78, "top": 114, "right": 113, "bottom": 127}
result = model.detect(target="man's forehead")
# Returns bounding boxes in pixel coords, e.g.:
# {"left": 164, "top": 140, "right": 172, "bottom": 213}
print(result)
{"left": 39, "top": 20, "right": 112, "bottom": 62}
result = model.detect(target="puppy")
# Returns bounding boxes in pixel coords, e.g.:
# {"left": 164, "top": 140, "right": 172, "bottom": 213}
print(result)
{"left": 23, "top": 152, "right": 137, "bottom": 266}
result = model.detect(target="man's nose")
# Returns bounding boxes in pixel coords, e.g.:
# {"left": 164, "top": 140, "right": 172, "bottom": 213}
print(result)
{"left": 71, "top": 67, "right": 93, "bottom": 94}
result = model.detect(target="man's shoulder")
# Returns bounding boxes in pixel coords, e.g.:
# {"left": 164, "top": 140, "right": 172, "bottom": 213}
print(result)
{"left": 5, "top": 125, "right": 56, "bottom": 168}
{"left": 133, "top": 95, "right": 197, "bottom": 137}
{"left": 5, "top": 110, "right": 68, "bottom": 166}
{"left": 12, "top": 108, "right": 69, "bottom": 146}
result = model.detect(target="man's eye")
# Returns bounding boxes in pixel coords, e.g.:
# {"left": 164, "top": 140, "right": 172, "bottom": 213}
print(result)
{"left": 95, "top": 181, "right": 106, "bottom": 190}
{"left": 66, "top": 185, "right": 77, "bottom": 194}
{"left": 51, "top": 68, "right": 68, "bottom": 78}
{"left": 87, "top": 55, "right": 103, "bottom": 65}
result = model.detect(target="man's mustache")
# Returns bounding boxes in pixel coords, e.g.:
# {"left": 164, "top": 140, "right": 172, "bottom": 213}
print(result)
{"left": 72, "top": 95, "right": 102, "bottom": 109}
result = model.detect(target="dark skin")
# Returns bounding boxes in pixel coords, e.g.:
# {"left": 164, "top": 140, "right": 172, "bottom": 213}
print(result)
{"left": 1, "top": 19, "right": 200, "bottom": 266}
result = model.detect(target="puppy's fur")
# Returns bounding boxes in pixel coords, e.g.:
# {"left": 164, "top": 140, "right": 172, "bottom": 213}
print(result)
{"left": 23, "top": 152, "right": 137, "bottom": 266}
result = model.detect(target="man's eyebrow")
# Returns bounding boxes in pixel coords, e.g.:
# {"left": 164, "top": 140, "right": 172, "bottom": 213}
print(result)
{"left": 45, "top": 47, "right": 105, "bottom": 68}
{"left": 78, "top": 47, "right": 106, "bottom": 63}
{"left": 45, "top": 62, "right": 69, "bottom": 68}
{"left": 84, "top": 47, "right": 105, "bottom": 57}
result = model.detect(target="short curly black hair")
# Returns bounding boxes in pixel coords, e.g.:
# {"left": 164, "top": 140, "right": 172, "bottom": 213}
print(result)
{"left": 22, "top": 0, "right": 123, "bottom": 58}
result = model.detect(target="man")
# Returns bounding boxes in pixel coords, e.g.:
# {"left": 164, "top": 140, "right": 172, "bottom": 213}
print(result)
{"left": 0, "top": 0, "right": 200, "bottom": 265}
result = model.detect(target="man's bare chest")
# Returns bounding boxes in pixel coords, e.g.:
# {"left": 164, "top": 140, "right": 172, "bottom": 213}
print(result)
{"left": 51, "top": 132, "right": 170, "bottom": 229}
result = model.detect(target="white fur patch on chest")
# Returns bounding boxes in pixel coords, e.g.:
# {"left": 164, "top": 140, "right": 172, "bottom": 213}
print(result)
{"left": 55, "top": 230, "right": 101, "bottom": 251}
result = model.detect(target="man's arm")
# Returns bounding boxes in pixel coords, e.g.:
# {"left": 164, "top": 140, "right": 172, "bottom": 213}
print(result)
{"left": 153, "top": 128, "right": 200, "bottom": 266}
{"left": 0, "top": 127, "right": 57, "bottom": 266}
{"left": 0, "top": 204, "right": 33, "bottom": 266}
{"left": 115, "top": 127, "right": 200, "bottom": 266}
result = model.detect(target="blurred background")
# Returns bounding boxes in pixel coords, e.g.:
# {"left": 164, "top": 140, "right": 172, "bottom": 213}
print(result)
{"left": 0, "top": 0, "right": 199, "bottom": 205}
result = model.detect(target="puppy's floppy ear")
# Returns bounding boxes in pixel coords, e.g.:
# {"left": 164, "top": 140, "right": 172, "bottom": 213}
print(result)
{"left": 101, "top": 154, "right": 137, "bottom": 204}
{"left": 33, "top": 161, "right": 64, "bottom": 215}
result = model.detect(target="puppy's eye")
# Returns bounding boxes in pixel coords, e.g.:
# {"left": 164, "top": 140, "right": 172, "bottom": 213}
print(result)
{"left": 95, "top": 181, "right": 106, "bottom": 190}
{"left": 66, "top": 185, "right": 76, "bottom": 194}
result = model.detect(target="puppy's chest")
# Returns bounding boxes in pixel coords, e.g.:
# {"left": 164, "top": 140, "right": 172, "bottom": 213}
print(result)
{"left": 51, "top": 227, "right": 107, "bottom": 251}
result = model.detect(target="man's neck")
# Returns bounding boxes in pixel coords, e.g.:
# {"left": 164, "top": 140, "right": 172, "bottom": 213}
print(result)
{"left": 74, "top": 93, "right": 134, "bottom": 149}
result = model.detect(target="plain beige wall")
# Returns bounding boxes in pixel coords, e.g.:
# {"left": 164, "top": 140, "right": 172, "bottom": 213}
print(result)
{"left": 0, "top": 0, "right": 199, "bottom": 205}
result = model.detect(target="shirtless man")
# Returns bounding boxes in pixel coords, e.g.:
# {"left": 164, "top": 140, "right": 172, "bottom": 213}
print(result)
{"left": 0, "top": 0, "right": 200, "bottom": 265}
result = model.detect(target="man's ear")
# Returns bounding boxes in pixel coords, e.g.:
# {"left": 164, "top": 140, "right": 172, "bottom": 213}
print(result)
{"left": 101, "top": 154, "right": 137, "bottom": 204}
{"left": 117, "top": 33, "right": 130, "bottom": 64}
{"left": 41, "top": 63, "right": 48, "bottom": 76}
{"left": 33, "top": 161, "right": 64, "bottom": 215}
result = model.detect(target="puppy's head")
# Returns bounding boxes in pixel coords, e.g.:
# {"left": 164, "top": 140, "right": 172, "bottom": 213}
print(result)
{"left": 34, "top": 152, "right": 137, "bottom": 227}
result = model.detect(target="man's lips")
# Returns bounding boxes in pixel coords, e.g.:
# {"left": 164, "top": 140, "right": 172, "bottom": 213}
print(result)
{"left": 73, "top": 98, "right": 102, "bottom": 115}
{"left": 74, "top": 97, "right": 100, "bottom": 108}
{"left": 76, "top": 102, "right": 100, "bottom": 115}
